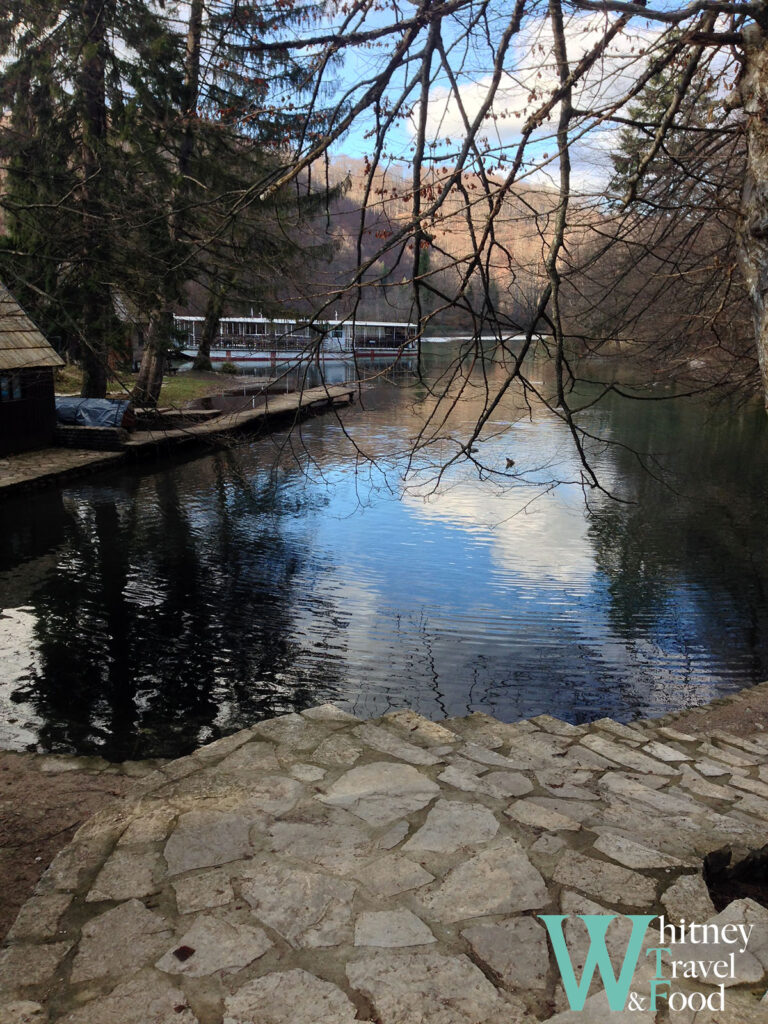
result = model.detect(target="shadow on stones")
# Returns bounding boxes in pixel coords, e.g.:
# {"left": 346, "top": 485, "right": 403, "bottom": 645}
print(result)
{"left": 703, "top": 844, "right": 768, "bottom": 911}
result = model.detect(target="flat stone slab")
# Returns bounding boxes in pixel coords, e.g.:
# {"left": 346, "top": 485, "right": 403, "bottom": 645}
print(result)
{"left": 462, "top": 917, "right": 550, "bottom": 992}
{"left": 155, "top": 913, "right": 272, "bottom": 976}
{"left": 319, "top": 761, "right": 441, "bottom": 825}
{"left": 403, "top": 799, "right": 499, "bottom": 853}
{"left": 240, "top": 860, "right": 357, "bottom": 948}
{"left": 354, "top": 909, "right": 436, "bottom": 947}
{"left": 346, "top": 950, "right": 519, "bottom": 1024}
{"left": 2, "top": 701, "right": 768, "bottom": 1024}
{"left": 417, "top": 841, "right": 549, "bottom": 922}
{"left": 223, "top": 969, "right": 363, "bottom": 1024}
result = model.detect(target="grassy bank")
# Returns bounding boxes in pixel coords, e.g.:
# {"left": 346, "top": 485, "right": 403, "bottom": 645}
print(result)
{"left": 54, "top": 365, "right": 232, "bottom": 408}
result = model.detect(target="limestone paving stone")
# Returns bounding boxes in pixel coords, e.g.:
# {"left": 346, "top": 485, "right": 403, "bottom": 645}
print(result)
{"left": 734, "top": 792, "right": 768, "bottom": 820}
{"left": 117, "top": 806, "right": 176, "bottom": 846}
{"left": 580, "top": 734, "right": 680, "bottom": 775}
{"left": 354, "top": 909, "right": 436, "bottom": 947}
{"left": 727, "top": 773, "right": 768, "bottom": 799}
{"left": 403, "top": 799, "right": 499, "bottom": 854}
{"left": 223, "top": 969, "right": 364, "bottom": 1024}
{"left": 35, "top": 831, "right": 117, "bottom": 894}
{"left": 524, "top": 797, "right": 602, "bottom": 825}
{"left": 289, "top": 762, "right": 326, "bottom": 781}
{"left": 505, "top": 800, "right": 582, "bottom": 832}
{"left": 597, "top": 772, "right": 704, "bottom": 814}
{"left": 591, "top": 830, "right": 694, "bottom": 870}
{"left": 266, "top": 817, "right": 374, "bottom": 873}
{"left": 69, "top": 900, "right": 172, "bottom": 983}
{"left": 530, "top": 833, "right": 567, "bottom": 856}
{"left": 58, "top": 971, "right": 199, "bottom": 1024}
{"left": 5, "top": 894, "right": 72, "bottom": 943}
{"left": 163, "top": 808, "right": 252, "bottom": 875}
{"left": 353, "top": 723, "right": 442, "bottom": 765}
{"left": 698, "top": 742, "right": 760, "bottom": 769}
{"left": 535, "top": 769, "right": 599, "bottom": 800}
{"left": 483, "top": 771, "right": 537, "bottom": 798}
{"left": 383, "top": 710, "right": 460, "bottom": 746}
{"left": 555, "top": 745, "right": 615, "bottom": 771}
{"left": 354, "top": 854, "right": 435, "bottom": 897}
{"left": 250, "top": 711, "right": 331, "bottom": 749}
{"left": 312, "top": 731, "right": 363, "bottom": 766}
{"left": 710, "top": 730, "right": 768, "bottom": 756}
{"left": 301, "top": 702, "right": 360, "bottom": 724}
{"left": 641, "top": 740, "right": 691, "bottom": 762}
{"left": 346, "top": 950, "right": 519, "bottom": 1024}
{"left": 0, "top": 1003, "right": 45, "bottom": 1024}
{"left": 503, "top": 735, "right": 573, "bottom": 770}
{"left": 461, "top": 917, "right": 549, "bottom": 992}
{"left": 193, "top": 729, "right": 255, "bottom": 764}
{"left": 677, "top": 766, "right": 737, "bottom": 802}
{"left": 319, "top": 761, "right": 440, "bottom": 825}
{"left": 552, "top": 851, "right": 657, "bottom": 907}
{"left": 591, "top": 718, "right": 647, "bottom": 743}
{"left": 377, "top": 820, "right": 410, "bottom": 849}
{"left": 212, "top": 741, "right": 280, "bottom": 773}
{"left": 172, "top": 868, "right": 234, "bottom": 914}
{"left": 658, "top": 725, "right": 698, "bottom": 743}
{"left": 86, "top": 847, "right": 164, "bottom": 902}
{"left": 0, "top": 942, "right": 73, "bottom": 995}
{"left": 417, "top": 841, "right": 549, "bottom": 923}
{"left": 437, "top": 763, "right": 488, "bottom": 794}
{"left": 693, "top": 757, "right": 735, "bottom": 777}
{"left": 240, "top": 859, "right": 357, "bottom": 947}
{"left": 155, "top": 913, "right": 272, "bottom": 976}
{"left": 3, "top": 701, "right": 768, "bottom": 1024}
{"left": 444, "top": 712, "right": 521, "bottom": 748}
{"left": 528, "top": 715, "right": 586, "bottom": 736}
{"left": 459, "top": 743, "right": 520, "bottom": 768}
{"left": 660, "top": 873, "right": 716, "bottom": 924}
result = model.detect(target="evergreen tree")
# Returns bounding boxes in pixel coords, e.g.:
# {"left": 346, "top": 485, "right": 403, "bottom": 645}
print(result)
{"left": 0, "top": 1, "right": 185, "bottom": 395}
{"left": 0, "top": 1, "right": 337, "bottom": 403}
{"left": 131, "top": 0, "right": 340, "bottom": 406}
{"left": 608, "top": 55, "right": 718, "bottom": 210}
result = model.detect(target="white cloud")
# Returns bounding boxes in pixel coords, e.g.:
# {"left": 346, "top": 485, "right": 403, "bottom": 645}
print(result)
{"left": 419, "top": 13, "right": 663, "bottom": 147}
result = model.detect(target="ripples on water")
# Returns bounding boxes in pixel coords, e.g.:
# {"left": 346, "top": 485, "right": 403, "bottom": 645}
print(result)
{"left": 2, "top": 352, "right": 768, "bottom": 759}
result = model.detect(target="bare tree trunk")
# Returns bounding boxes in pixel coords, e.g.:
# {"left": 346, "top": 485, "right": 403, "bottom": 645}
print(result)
{"left": 79, "top": 0, "right": 110, "bottom": 398}
{"left": 738, "top": 24, "right": 768, "bottom": 412}
{"left": 132, "top": 0, "right": 204, "bottom": 406}
{"left": 132, "top": 309, "right": 172, "bottom": 407}
{"left": 194, "top": 283, "right": 227, "bottom": 371}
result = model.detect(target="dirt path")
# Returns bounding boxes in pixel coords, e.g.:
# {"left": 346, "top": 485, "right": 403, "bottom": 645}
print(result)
{"left": 2, "top": 682, "right": 768, "bottom": 941}
{"left": 0, "top": 752, "right": 160, "bottom": 940}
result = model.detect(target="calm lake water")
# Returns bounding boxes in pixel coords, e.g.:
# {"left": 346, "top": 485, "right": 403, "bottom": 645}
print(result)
{"left": 3, "top": 347, "right": 768, "bottom": 760}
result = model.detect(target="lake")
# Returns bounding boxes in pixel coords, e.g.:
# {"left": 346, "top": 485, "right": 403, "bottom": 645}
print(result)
{"left": 2, "top": 345, "right": 768, "bottom": 760}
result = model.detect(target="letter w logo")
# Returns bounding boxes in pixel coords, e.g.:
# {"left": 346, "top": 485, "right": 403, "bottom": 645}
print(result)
{"left": 538, "top": 914, "right": 654, "bottom": 1012}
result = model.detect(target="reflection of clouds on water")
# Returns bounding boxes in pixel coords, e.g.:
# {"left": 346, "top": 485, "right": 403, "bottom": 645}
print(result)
{"left": 1, "top": 371, "right": 766, "bottom": 757}
{"left": 403, "top": 481, "right": 594, "bottom": 590}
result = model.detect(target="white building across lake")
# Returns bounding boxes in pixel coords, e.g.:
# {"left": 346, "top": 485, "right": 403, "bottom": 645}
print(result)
{"left": 175, "top": 315, "right": 417, "bottom": 363}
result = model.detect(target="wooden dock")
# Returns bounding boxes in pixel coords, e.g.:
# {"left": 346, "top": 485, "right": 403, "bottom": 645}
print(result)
{"left": 0, "top": 384, "right": 356, "bottom": 500}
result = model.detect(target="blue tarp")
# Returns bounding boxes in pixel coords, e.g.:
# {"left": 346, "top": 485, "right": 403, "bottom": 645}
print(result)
{"left": 55, "top": 397, "right": 131, "bottom": 428}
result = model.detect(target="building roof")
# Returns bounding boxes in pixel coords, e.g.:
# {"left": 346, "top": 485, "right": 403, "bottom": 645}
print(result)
{"left": 0, "top": 282, "right": 64, "bottom": 371}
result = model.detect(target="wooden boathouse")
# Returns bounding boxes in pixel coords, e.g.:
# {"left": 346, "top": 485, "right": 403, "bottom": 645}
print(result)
{"left": 0, "top": 282, "right": 64, "bottom": 456}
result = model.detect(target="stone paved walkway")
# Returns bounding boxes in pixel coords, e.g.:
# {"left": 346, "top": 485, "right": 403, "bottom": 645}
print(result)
{"left": 2, "top": 705, "right": 768, "bottom": 1024}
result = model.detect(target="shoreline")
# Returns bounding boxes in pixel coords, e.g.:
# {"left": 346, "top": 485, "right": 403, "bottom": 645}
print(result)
{"left": 2, "top": 679, "right": 767, "bottom": 943}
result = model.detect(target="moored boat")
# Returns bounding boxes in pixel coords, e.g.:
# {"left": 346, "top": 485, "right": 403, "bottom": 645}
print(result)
{"left": 174, "top": 315, "right": 417, "bottom": 363}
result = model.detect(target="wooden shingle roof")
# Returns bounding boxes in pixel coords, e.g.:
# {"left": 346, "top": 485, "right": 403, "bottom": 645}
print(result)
{"left": 0, "top": 281, "right": 64, "bottom": 371}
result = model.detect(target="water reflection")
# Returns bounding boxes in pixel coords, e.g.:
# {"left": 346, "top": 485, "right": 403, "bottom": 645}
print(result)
{"left": 2, "top": 353, "right": 768, "bottom": 758}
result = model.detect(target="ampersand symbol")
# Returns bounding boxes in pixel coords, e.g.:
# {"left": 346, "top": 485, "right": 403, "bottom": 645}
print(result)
{"left": 627, "top": 992, "right": 647, "bottom": 1011}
